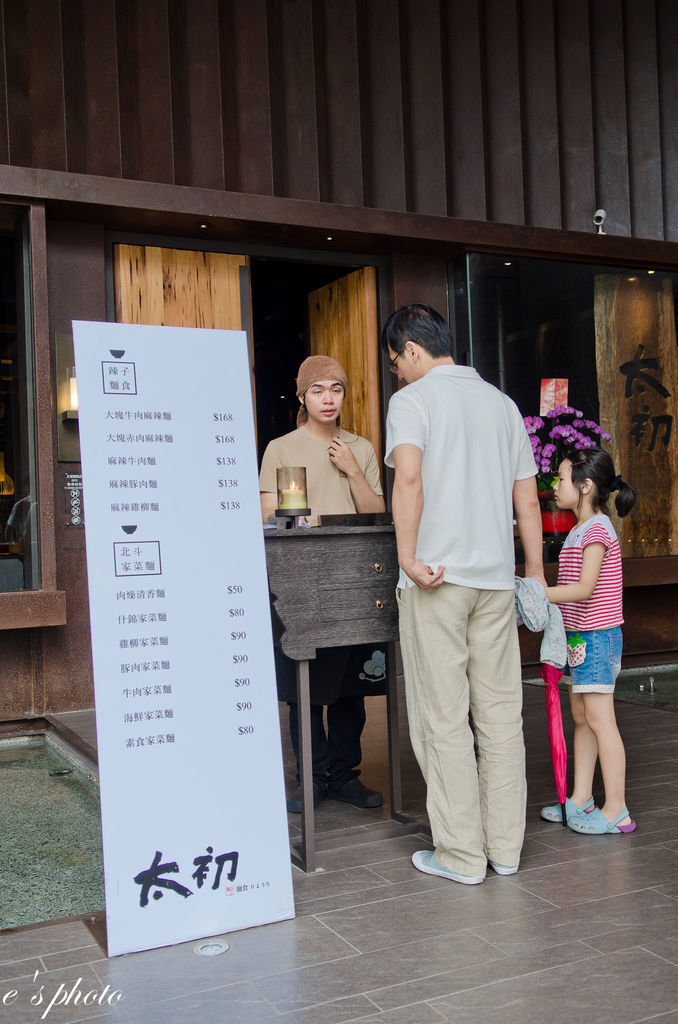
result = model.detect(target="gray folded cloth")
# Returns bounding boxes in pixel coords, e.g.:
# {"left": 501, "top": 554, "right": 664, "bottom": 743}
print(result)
{"left": 514, "top": 576, "right": 566, "bottom": 669}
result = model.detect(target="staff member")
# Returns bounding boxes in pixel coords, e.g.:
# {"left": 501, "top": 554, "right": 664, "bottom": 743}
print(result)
{"left": 260, "top": 355, "right": 385, "bottom": 812}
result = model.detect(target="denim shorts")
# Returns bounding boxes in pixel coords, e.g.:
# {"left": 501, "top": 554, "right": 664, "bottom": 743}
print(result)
{"left": 562, "top": 627, "right": 623, "bottom": 693}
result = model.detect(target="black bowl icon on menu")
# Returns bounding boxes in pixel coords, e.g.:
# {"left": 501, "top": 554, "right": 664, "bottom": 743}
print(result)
{"left": 121, "top": 525, "right": 137, "bottom": 535}
{"left": 109, "top": 350, "right": 125, "bottom": 359}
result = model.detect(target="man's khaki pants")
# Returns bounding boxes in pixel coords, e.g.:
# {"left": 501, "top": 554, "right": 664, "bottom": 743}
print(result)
{"left": 397, "top": 582, "right": 526, "bottom": 878}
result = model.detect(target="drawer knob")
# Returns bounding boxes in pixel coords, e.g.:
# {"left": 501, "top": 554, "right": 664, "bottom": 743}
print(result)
{"left": 374, "top": 562, "right": 383, "bottom": 573}
{"left": 375, "top": 599, "right": 384, "bottom": 610}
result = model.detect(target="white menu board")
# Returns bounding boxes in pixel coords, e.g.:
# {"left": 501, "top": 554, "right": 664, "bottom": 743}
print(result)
{"left": 72, "top": 321, "right": 294, "bottom": 957}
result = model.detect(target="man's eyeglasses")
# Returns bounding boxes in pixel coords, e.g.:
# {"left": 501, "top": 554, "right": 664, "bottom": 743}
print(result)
{"left": 388, "top": 351, "right": 402, "bottom": 375}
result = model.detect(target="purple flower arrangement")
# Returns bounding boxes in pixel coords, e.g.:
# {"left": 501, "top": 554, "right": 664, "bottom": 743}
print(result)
{"left": 523, "top": 405, "right": 611, "bottom": 491}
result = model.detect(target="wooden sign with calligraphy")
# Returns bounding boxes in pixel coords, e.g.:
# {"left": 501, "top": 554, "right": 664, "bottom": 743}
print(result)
{"left": 594, "top": 274, "right": 678, "bottom": 558}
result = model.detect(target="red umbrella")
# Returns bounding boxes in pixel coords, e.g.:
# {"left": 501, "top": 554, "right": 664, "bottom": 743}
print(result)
{"left": 541, "top": 663, "right": 568, "bottom": 827}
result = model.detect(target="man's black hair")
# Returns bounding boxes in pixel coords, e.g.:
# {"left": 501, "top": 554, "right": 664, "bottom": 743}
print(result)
{"left": 381, "top": 303, "right": 454, "bottom": 358}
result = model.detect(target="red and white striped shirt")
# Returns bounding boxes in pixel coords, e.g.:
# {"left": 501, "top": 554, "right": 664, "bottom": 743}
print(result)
{"left": 557, "top": 514, "right": 623, "bottom": 630}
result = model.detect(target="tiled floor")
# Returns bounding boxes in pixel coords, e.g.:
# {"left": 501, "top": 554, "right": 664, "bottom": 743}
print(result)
{"left": 1, "top": 676, "right": 677, "bottom": 1024}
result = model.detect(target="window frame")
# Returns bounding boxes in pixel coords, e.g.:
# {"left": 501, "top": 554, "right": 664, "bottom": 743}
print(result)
{"left": 0, "top": 201, "right": 65, "bottom": 627}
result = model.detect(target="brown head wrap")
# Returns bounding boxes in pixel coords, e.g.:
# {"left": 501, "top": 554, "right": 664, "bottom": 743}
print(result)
{"left": 295, "top": 355, "right": 348, "bottom": 427}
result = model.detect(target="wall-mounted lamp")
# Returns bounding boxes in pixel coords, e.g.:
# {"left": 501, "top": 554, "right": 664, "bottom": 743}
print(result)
{"left": 61, "top": 365, "right": 79, "bottom": 421}
{"left": 0, "top": 452, "right": 14, "bottom": 496}
{"left": 56, "top": 332, "right": 81, "bottom": 462}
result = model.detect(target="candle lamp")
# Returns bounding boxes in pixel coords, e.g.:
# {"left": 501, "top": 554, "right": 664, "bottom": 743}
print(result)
{"left": 276, "top": 467, "right": 310, "bottom": 527}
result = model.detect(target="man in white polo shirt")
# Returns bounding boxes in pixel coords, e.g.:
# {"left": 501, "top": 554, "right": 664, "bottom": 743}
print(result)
{"left": 383, "top": 303, "right": 545, "bottom": 884}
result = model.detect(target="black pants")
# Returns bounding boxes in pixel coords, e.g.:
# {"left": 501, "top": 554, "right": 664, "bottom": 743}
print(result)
{"left": 288, "top": 695, "right": 366, "bottom": 790}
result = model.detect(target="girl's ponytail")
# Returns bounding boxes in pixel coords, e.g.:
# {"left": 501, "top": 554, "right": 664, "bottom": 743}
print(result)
{"left": 613, "top": 477, "right": 636, "bottom": 518}
{"left": 567, "top": 446, "right": 636, "bottom": 517}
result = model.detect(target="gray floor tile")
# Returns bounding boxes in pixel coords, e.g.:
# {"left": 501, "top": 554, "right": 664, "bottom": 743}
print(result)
{"left": 468, "top": 888, "right": 678, "bottom": 956}
{"left": 2, "top": 688, "right": 677, "bottom": 1024}
{"left": 1, "top": 963, "right": 113, "bottom": 1024}
{"left": 508, "top": 844, "right": 678, "bottom": 907}
{"left": 0, "top": 954, "right": 41, "bottom": 983}
{"left": 251, "top": 930, "right": 503, "bottom": 1015}
{"left": 90, "top": 916, "right": 360, "bottom": 1006}
{"left": 429, "top": 948, "right": 678, "bottom": 1024}
{"left": 315, "top": 879, "right": 555, "bottom": 954}
{"left": 0, "top": 921, "right": 99, "bottom": 965}
{"left": 342, "top": 1004, "right": 447, "bottom": 1023}
{"left": 366, "top": 940, "right": 593, "bottom": 1012}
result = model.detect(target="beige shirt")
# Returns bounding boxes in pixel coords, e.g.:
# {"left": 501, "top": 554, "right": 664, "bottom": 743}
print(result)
{"left": 259, "top": 426, "right": 382, "bottom": 522}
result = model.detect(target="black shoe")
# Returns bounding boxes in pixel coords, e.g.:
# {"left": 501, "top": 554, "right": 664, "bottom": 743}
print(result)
{"left": 326, "top": 778, "right": 383, "bottom": 808}
{"left": 286, "top": 783, "right": 326, "bottom": 814}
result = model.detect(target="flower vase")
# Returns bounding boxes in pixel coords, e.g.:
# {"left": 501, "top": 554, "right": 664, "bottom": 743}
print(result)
{"left": 538, "top": 492, "right": 576, "bottom": 535}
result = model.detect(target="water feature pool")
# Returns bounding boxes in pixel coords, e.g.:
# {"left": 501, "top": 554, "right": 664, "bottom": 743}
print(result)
{"left": 0, "top": 733, "right": 104, "bottom": 929}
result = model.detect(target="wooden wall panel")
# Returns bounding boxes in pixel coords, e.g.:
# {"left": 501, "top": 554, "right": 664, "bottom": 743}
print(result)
{"left": 657, "top": 0, "right": 678, "bottom": 243}
{"left": 116, "top": 0, "right": 174, "bottom": 183}
{"left": 0, "top": 0, "right": 675, "bottom": 242}
{"left": 308, "top": 267, "right": 381, "bottom": 459}
{"left": 25, "top": 0, "right": 67, "bottom": 171}
{"left": 168, "top": 0, "right": 224, "bottom": 189}
{"left": 267, "top": 0, "right": 320, "bottom": 201}
{"left": 61, "top": 0, "right": 87, "bottom": 174}
{"left": 624, "top": 0, "right": 663, "bottom": 240}
{"left": 442, "top": 0, "right": 486, "bottom": 220}
{"left": 357, "top": 0, "right": 407, "bottom": 212}
{"left": 220, "top": 0, "right": 274, "bottom": 196}
{"left": 400, "top": 0, "right": 447, "bottom": 216}
{"left": 594, "top": 274, "right": 678, "bottom": 558}
{"left": 482, "top": 0, "right": 525, "bottom": 225}
{"left": 4, "top": 0, "right": 33, "bottom": 168}
{"left": 314, "top": 0, "right": 363, "bottom": 206}
{"left": 590, "top": 0, "right": 631, "bottom": 236}
{"left": 113, "top": 243, "right": 248, "bottom": 329}
{"left": 554, "top": 0, "right": 595, "bottom": 232}
{"left": 520, "top": 0, "right": 562, "bottom": 229}
{"left": 0, "top": 3, "right": 10, "bottom": 164}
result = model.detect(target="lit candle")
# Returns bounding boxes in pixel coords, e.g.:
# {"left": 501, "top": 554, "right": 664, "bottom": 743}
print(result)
{"left": 276, "top": 467, "right": 308, "bottom": 511}
{"left": 278, "top": 480, "right": 307, "bottom": 509}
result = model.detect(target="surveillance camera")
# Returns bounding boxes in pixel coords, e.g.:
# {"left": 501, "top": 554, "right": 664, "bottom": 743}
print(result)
{"left": 593, "top": 209, "right": 607, "bottom": 233}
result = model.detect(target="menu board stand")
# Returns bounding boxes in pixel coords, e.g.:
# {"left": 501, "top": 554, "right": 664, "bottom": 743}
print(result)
{"left": 73, "top": 321, "right": 294, "bottom": 957}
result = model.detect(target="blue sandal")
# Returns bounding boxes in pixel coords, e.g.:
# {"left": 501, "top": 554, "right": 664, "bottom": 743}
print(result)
{"left": 540, "top": 797, "right": 595, "bottom": 824}
{"left": 568, "top": 806, "right": 636, "bottom": 834}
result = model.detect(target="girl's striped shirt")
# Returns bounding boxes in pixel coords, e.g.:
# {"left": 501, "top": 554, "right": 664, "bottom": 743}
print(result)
{"left": 557, "top": 513, "right": 623, "bottom": 629}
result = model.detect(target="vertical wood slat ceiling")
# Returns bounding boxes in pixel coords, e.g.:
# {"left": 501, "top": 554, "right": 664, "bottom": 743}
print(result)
{"left": 1, "top": 0, "right": 676, "bottom": 241}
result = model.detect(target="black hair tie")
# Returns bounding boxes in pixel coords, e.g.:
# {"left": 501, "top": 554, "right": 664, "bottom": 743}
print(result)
{"left": 610, "top": 475, "right": 622, "bottom": 492}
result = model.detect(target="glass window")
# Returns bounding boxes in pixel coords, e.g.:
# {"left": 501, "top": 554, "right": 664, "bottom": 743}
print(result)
{"left": 0, "top": 207, "right": 39, "bottom": 591}
{"left": 455, "top": 254, "right": 678, "bottom": 563}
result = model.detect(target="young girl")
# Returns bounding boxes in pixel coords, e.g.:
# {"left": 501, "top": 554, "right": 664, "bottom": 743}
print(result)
{"left": 541, "top": 446, "right": 637, "bottom": 834}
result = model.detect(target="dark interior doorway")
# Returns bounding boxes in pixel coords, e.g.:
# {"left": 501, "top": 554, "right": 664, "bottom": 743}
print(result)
{"left": 250, "top": 258, "right": 359, "bottom": 461}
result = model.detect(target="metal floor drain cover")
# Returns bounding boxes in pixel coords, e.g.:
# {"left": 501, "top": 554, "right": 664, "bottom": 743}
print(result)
{"left": 194, "top": 940, "right": 230, "bottom": 956}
